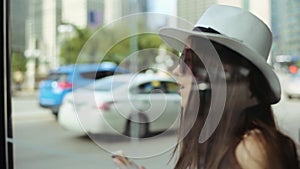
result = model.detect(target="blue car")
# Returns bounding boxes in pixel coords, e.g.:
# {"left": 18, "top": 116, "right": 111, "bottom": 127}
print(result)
{"left": 38, "top": 62, "right": 129, "bottom": 117}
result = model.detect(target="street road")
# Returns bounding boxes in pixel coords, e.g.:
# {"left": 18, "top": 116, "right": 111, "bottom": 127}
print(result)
{"left": 12, "top": 94, "right": 177, "bottom": 169}
{"left": 11, "top": 73, "right": 300, "bottom": 169}
{"left": 273, "top": 72, "right": 300, "bottom": 146}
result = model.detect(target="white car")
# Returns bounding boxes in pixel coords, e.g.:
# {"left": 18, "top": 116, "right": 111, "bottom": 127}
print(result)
{"left": 283, "top": 72, "right": 300, "bottom": 99}
{"left": 58, "top": 73, "right": 181, "bottom": 138}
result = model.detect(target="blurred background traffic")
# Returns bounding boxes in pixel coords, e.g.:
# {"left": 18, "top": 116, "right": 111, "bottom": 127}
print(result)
{"left": 10, "top": 0, "right": 300, "bottom": 95}
{"left": 10, "top": 0, "right": 300, "bottom": 168}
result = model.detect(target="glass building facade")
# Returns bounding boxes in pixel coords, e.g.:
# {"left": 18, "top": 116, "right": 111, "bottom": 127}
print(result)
{"left": 271, "top": 0, "right": 300, "bottom": 56}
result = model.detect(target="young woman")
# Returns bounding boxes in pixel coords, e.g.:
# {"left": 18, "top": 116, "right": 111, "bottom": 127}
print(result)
{"left": 170, "top": 36, "right": 299, "bottom": 169}
{"left": 162, "top": 4, "right": 299, "bottom": 169}
{"left": 113, "top": 5, "right": 299, "bottom": 169}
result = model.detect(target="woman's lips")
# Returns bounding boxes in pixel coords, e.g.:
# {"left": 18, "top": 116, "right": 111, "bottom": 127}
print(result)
{"left": 178, "top": 83, "right": 184, "bottom": 95}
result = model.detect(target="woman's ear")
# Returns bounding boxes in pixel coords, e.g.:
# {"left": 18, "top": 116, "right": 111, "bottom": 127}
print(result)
{"left": 249, "top": 83, "right": 255, "bottom": 99}
{"left": 249, "top": 92, "right": 259, "bottom": 106}
{"left": 248, "top": 70, "right": 272, "bottom": 104}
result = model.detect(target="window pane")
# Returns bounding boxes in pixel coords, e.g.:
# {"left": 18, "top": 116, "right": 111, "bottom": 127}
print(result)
{"left": 10, "top": 0, "right": 300, "bottom": 168}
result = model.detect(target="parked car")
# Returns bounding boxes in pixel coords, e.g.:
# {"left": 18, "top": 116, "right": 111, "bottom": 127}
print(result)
{"left": 38, "top": 62, "right": 129, "bottom": 117}
{"left": 283, "top": 72, "right": 300, "bottom": 99}
{"left": 58, "top": 73, "right": 181, "bottom": 138}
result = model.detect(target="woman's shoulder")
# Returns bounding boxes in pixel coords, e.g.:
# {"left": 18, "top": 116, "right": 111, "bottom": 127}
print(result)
{"left": 235, "top": 129, "right": 267, "bottom": 169}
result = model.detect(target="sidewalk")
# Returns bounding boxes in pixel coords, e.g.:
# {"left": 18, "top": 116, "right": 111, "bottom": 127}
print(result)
{"left": 12, "top": 89, "right": 38, "bottom": 98}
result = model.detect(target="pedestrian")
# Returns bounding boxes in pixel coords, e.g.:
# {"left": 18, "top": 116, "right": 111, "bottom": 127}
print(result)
{"left": 13, "top": 70, "right": 24, "bottom": 91}
{"left": 113, "top": 4, "right": 299, "bottom": 169}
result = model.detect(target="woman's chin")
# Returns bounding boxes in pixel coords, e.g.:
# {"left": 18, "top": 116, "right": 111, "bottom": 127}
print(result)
{"left": 178, "top": 88, "right": 186, "bottom": 96}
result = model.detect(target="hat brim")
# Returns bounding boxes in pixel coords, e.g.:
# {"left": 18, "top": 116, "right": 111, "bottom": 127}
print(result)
{"left": 159, "top": 27, "right": 281, "bottom": 104}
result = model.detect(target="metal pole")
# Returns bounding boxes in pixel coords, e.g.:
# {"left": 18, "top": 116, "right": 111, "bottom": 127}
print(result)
{"left": 129, "top": 0, "right": 138, "bottom": 72}
{"left": 1, "top": 0, "right": 14, "bottom": 168}
{"left": 129, "top": 0, "right": 141, "bottom": 140}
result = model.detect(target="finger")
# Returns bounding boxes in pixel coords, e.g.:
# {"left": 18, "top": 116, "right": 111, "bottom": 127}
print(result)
{"left": 113, "top": 158, "right": 128, "bottom": 169}
{"left": 113, "top": 156, "right": 131, "bottom": 166}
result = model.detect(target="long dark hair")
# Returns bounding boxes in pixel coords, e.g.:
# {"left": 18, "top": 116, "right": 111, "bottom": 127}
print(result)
{"left": 172, "top": 40, "right": 299, "bottom": 169}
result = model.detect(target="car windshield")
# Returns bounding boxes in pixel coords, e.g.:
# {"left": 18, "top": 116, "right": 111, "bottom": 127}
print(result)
{"left": 87, "top": 78, "right": 126, "bottom": 91}
{"left": 80, "top": 71, "right": 115, "bottom": 80}
{"left": 47, "top": 73, "right": 69, "bottom": 82}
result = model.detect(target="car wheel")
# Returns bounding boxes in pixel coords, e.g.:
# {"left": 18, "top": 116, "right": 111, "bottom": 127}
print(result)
{"left": 125, "top": 113, "right": 149, "bottom": 138}
{"left": 51, "top": 110, "right": 58, "bottom": 120}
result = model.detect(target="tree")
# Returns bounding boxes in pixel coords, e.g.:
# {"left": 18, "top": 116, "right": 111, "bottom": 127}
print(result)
{"left": 59, "top": 24, "right": 178, "bottom": 66}
{"left": 59, "top": 27, "right": 92, "bottom": 65}
{"left": 105, "top": 33, "right": 164, "bottom": 63}
{"left": 11, "top": 51, "right": 27, "bottom": 89}
{"left": 11, "top": 51, "right": 27, "bottom": 72}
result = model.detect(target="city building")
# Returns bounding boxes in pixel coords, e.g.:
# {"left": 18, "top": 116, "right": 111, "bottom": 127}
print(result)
{"left": 11, "top": 0, "right": 29, "bottom": 53}
{"left": 22, "top": 0, "right": 61, "bottom": 90}
{"left": 271, "top": 0, "right": 300, "bottom": 57}
{"left": 104, "top": 0, "right": 122, "bottom": 24}
{"left": 62, "top": 0, "right": 104, "bottom": 28}
{"left": 104, "top": 0, "right": 148, "bottom": 25}
{"left": 177, "top": 0, "right": 270, "bottom": 27}
{"left": 177, "top": 0, "right": 215, "bottom": 24}
{"left": 147, "top": 0, "right": 177, "bottom": 29}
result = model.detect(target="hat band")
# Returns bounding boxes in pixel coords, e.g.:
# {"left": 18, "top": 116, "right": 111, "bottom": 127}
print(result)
{"left": 193, "top": 27, "right": 221, "bottom": 34}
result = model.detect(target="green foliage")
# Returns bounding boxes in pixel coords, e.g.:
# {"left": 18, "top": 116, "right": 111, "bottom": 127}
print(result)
{"left": 105, "top": 33, "right": 164, "bottom": 64}
{"left": 11, "top": 52, "right": 27, "bottom": 72}
{"left": 84, "top": 24, "right": 132, "bottom": 63}
{"left": 138, "top": 33, "right": 163, "bottom": 49}
{"left": 59, "top": 27, "right": 92, "bottom": 65}
{"left": 105, "top": 36, "right": 131, "bottom": 63}
{"left": 59, "top": 24, "right": 178, "bottom": 65}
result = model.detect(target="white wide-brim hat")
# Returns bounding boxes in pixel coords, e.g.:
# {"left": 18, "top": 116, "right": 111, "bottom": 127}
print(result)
{"left": 159, "top": 5, "right": 281, "bottom": 104}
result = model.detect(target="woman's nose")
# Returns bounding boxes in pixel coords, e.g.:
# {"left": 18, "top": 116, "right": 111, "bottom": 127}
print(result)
{"left": 172, "top": 65, "right": 181, "bottom": 76}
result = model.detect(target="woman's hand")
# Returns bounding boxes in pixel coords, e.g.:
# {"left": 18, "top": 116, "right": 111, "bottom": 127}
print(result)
{"left": 112, "top": 151, "right": 145, "bottom": 169}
